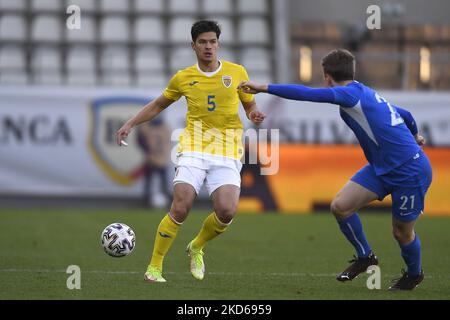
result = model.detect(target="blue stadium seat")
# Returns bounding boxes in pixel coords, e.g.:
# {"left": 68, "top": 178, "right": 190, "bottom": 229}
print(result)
{"left": 64, "top": 0, "right": 97, "bottom": 12}
{"left": 67, "top": 46, "right": 97, "bottom": 86}
{"left": 0, "top": 46, "right": 27, "bottom": 85}
{"left": 238, "top": 0, "right": 268, "bottom": 14}
{"left": 136, "top": 71, "right": 168, "bottom": 88}
{"left": 135, "top": 47, "right": 165, "bottom": 71}
{"left": 241, "top": 48, "right": 271, "bottom": 72}
{"left": 31, "top": 15, "right": 62, "bottom": 42}
{"left": 168, "top": 0, "right": 198, "bottom": 13}
{"left": 66, "top": 16, "right": 96, "bottom": 42}
{"left": 0, "top": 15, "right": 27, "bottom": 41}
{"left": 100, "top": 17, "right": 129, "bottom": 42}
{"left": 214, "top": 18, "right": 234, "bottom": 45}
{"left": 203, "top": 0, "right": 232, "bottom": 14}
{"left": 99, "top": 0, "right": 129, "bottom": 13}
{"left": 32, "top": 46, "right": 63, "bottom": 85}
{"left": 134, "top": 0, "right": 164, "bottom": 13}
{"left": 218, "top": 48, "right": 237, "bottom": 63}
{"left": 169, "top": 18, "right": 196, "bottom": 43}
{"left": 31, "top": 0, "right": 62, "bottom": 12}
{"left": 0, "top": 0, "right": 27, "bottom": 11}
{"left": 134, "top": 17, "right": 164, "bottom": 43}
{"left": 169, "top": 47, "right": 195, "bottom": 72}
{"left": 0, "top": 46, "right": 26, "bottom": 70}
{"left": 239, "top": 18, "right": 269, "bottom": 44}
{"left": 101, "top": 47, "right": 131, "bottom": 86}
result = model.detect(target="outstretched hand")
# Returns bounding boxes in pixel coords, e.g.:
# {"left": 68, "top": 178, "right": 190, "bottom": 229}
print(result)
{"left": 238, "top": 81, "right": 268, "bottom": 94}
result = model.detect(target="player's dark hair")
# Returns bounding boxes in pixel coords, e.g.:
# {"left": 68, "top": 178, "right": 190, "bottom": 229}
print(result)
{"left": 321, "top": 49, "right": 355, "bottom": 82}
{"left": 191, "top": 20, "right": 221, "bottom": 42}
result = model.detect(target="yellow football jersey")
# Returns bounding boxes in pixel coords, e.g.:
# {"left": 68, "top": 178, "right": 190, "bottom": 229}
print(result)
{"left": 163, "top": 60, "right": 254, "bottom": 160}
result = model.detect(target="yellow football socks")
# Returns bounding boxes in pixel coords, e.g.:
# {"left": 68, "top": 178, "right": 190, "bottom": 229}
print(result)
{"left": 191, "top": 212, "right": 230, "bottom": 250}
{"left": 149, "top": 213, "right": 181, "bottom": 270}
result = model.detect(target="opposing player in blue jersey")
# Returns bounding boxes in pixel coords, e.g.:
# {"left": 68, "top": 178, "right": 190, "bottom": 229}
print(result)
{"left": 238, "top": 49, "right": 432, "bottom": 291}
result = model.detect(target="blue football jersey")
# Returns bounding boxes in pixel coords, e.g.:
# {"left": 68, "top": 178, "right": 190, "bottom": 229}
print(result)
{"left": 331, "top": 81, "right": 420, "bottom": 175}
{"left": 268, "top": 81, "right": 421, "bottom": 176}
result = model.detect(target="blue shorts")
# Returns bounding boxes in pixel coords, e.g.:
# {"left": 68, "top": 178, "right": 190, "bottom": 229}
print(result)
{"left": 351, "top": 150, "right": 432, "bottom": 222}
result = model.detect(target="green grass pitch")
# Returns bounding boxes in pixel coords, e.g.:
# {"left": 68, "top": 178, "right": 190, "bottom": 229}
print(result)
{"left": 0, "top": 209, "right": 449, "bottom": 300}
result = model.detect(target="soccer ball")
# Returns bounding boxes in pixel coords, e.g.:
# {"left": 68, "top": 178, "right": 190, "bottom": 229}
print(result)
{"left": 100, "top": 223, "right": 136, "bottom": 257}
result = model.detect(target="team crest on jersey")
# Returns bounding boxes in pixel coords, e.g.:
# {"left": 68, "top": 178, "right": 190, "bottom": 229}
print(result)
{"left": 222, "top": 75, "right": 232, "bottom": 88}
{"left": 89, "top": 96, "right": 152, "bottom": 185}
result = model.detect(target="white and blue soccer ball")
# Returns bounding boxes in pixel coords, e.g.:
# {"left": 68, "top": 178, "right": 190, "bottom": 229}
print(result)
{"left": 101, "top": 223, "right": 136, "bottom": 257}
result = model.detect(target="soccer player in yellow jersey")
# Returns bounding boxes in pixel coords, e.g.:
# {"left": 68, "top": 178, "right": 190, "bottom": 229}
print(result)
{"left": 116, "top": 20, "right": 266, "bottom": 282}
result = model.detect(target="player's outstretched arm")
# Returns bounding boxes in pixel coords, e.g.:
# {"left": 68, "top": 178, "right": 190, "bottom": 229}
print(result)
{"left": 238, "top": 81, "right": 268, "bottom": 94}
{"left": 115, "top": 95, "right": 174, "bottom": 146}
{"left": 239, "top": 81, "right": 336, "bottom": 104}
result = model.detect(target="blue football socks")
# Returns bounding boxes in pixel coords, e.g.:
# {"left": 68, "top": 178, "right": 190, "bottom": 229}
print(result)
{"left": 337, "top": 213, "right": 372, "bottom": 258}
{"left": 400, "top": 234, "right": 422, "bottom": 276}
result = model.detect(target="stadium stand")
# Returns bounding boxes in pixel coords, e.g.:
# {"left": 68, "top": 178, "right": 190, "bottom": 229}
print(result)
{"left": 0, "top": 0, "right": 275, "bottom": 86}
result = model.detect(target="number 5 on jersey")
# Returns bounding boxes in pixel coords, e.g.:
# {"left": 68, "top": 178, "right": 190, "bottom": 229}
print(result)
{"left": 207, "top": 95, "right": 216, "bottom": 111}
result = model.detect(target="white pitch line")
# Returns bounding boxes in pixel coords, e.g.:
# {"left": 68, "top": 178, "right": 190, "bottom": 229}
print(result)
{"left": 0, "top": 269, "right": 334, "bottom": 277}
{"left": 0, "top": 269, "right": 442, "bottom": 278}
